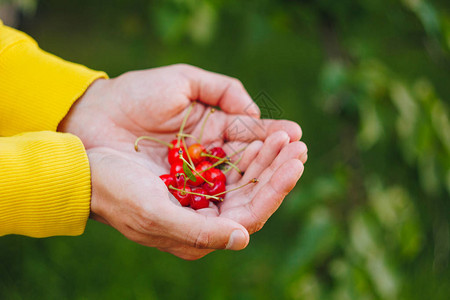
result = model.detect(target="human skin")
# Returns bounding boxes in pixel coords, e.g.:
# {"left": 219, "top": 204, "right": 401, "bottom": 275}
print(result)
{"left": 59, "top": 64, "right": 308, "bottom": 260}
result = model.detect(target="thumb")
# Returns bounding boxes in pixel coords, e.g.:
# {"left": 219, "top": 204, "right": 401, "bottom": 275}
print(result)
{"left": 164, "top": 205, "right": 250, "bottom": 250}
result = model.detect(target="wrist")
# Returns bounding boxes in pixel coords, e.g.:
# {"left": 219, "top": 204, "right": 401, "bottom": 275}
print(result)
{"left": 57, "top": 78, "right": 109, "bottom": 134}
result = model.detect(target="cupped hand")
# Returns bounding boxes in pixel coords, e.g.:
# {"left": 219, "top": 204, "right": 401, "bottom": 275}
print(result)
{"left": 86, "top": 147, "right": 249, "bottom": 260}
{"left": 59, "top": 64, "right": 308, "bottom": 259}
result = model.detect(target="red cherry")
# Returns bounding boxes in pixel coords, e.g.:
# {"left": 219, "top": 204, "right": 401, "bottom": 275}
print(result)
{"left": 159, "top": 174, "right": 175, "bottom": 188}
{"left": 169, "top": 139, "right": 184, "bottom": 149}
{"left": 204, "top": 168, "right": 226, "bottom": 183}
{"left": 188, "top": 143, "right": 206, "bottom": 165}
{"left": 187, "top": 165, "right": 205, "bottom": 186}
{"left": 208, "top": 147, "right": 227, "bottom": 164}
{"left": 168, "top": 147, "right": 187, "bottom": 165}
{"left": 186, "top": 161, "right": 212, "bottom": 186}
{"left": 190, "top": 188, "right": 209, "bottom": 210}
{"left": 175, "top": 173, "right": 187, "bottom": 187}
{"left": 171, "top": 186, "right": 192, "bottom": 206}
{"left": 196, "top": 161, "right": 212, "bottom": 172}
{"left": 170, "top": 161, "right": 184, "bottom": 177}
{"left": 204, "top": 180, "right": 226, "bottom": 199}
{"left": 192, "top": 187, "right": 207, "bottom": 195}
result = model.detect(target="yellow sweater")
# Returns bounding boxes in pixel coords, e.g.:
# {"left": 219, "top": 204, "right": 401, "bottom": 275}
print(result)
{"left": 0, "top": 20, "right": 107, "bottom": 237}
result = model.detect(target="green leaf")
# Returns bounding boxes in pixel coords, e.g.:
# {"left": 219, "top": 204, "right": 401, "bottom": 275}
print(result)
{"left": 183, "top": 161, "right": 196, "bottom": 182}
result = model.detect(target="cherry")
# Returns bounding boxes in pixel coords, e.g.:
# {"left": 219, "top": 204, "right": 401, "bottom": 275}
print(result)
{"left": 207, "top": 147, "right": 227, "bottom": 164}
{"left": 204, "top": 168, "right": 226, "bottom": 183}
{"left": 170, "top": 161, "right": 185, "bottom": 177}
{"left": 188, "top": 143, "right": 206, "bottom": 164}
{"left": 187, "top": 165, "right": 206, "bottom": 186}
{"left": 171, "top": 186, "right": 192, "bottom": 206}
{"left": 175, "top": 173, "right": 187, "bottom": 187}
{"left": 160, "top": 174, "right": 175, "bottom": 188}
{"left": 204, "top": 180, "right": 226, "bottom": 199}
{"left": 135, "top": 101, "right": 260, "bottom": 209}
{"left": 169, "top": 139, "right": 184, "bottom": 149}
{"left": 168, "top": 147, "right": 188, "bottom": 165}
{"left": 196, "top": 161, "right": 212, "bottom": 173}
{"left": 185, "top": 161, "right": 213, "bottom": 186}
{"left": 190, "top": 188, "right": 210, "bottom": 209}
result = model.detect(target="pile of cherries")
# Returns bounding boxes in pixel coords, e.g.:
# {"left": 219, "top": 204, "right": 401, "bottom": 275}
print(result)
{"left": 161, "top": 140, "right": 229, "bottom": 209}
{"left": 135, "top": 104, "right": 257, "bottom": 210}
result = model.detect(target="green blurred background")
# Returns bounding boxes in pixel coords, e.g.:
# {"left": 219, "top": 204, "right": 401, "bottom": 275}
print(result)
{"left": 1, "top": 0, "right": 449, "bottom": 299}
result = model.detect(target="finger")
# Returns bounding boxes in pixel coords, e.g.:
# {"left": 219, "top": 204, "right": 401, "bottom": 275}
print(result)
{"left": 243, "top": 159, "right": 304, "bottom": 233}
{"left": 162, "top": 205, "right": 250, "bottom": 251}
{"left": 241, "top": 131, "right": 290, "bottom": 183}
{"left": 246, "top": 141, "right": 306, "bottom": 196}
{"left": 220, "top": 141, "right": 305, "bottom": 209}
{"left": 256, "top": 141, "right": 307, "bottom": 179}
{"left": 177, "top": 64, "right": 260, "bottom": 117}
{"left": 300, "top": 148, "right": 308, "bottom": 164}
{"left": 224, "top": 115, "right": 302, "bottom": 143}
{"left": 224, "top": 140, "right": 263, "bottom": 184}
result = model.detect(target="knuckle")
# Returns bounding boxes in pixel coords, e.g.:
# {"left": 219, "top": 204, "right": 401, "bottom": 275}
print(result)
{"left": 192, "top": 229, "right": 212, "bottom": 249}
{"left": 173, "top": 63, "right": 197, "bottom": 73}
{"left": 230, "top": 77, "right": 244, "bottom": 89}
{"left": 186, "top": 224, "right": 213, "bottom": 249}
{"left": 137, "top": 216, "right": 155, "bottom": 233}
{"left": 250, "top": 221, "right": 265, "bottom": 234}
{"left": 247, "top": 204, "right": 267, "bottom": 234}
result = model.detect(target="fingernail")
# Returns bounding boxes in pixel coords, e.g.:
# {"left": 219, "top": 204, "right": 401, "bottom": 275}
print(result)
{"left": 247, "top": 103, "right": 260, "bottom": 118}
{"left": 252, "top": 106, "right": 261, "bottom": 118}
{"left": 226, "top": 229, "right": 247, "bottom": 250}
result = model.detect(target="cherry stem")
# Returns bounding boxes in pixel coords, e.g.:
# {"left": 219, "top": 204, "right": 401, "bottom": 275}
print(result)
{"left": 229, "top": 145, "right": 248, "bottom": 158}
{"left": 223, "top": 155, "right": 243, "bottom": 174}
{"left": 200, "top": 152, "right": 223, "bottom": 159}
{"left": 198, "top": 155, "right": 241, "bottom": 175}
{"left": 225, "top": 161, "right": 242, "bottom": 174}
{"left": 177, "top": 101, "right": 196, "bottom": 147}
{"left": 134, "top": 136, "right": 173, "bottom": 151}
{"left": 168, "top": 186, "right": 223, "bottom": 201}
{"left": 211, "top": 178, "right": 258, "bottom": 197}
{"left": 198, "top": 146, "right": 246, "bottom": 174}
{"left": 181, "top": 136, "right": 195, "bottom": 167}
{"left": 176, "top": 133, "right": 200, "bottom": 143}
{"left": 199, "top": 157, "right": 230, "bottom": 173}
{"left": 179, "top": 154, "right": 213, "bottom": 186}
{"left": 199, "top": 108, "right": 215, "bottom": 144}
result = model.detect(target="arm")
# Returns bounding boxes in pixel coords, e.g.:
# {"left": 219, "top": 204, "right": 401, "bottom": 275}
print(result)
{"left": 0, "top": 20, "right": 107, "bottom": 135}
{"left": 0, "top": 20, "right": 105, "bottom": 236}
{"left": 0, "top": 132, "right": 90, "bottom": 237}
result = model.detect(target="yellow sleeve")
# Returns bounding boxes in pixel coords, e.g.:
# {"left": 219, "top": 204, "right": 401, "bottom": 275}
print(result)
{"left": 0, "top": 20, "right": 107, "bottom": 237}
{"left": 0, "top": 131, "right": 91, "bottom": 237}
{"left": 0, "top": 20, "right": 107, "bottom": 135}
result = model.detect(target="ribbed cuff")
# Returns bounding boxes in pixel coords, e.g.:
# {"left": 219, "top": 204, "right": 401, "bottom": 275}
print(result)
{"left": 0, "top": 131, "right": 91, "bottom": 237}
{"left": 0, "top": 25, "right": 107, "bottom": 136}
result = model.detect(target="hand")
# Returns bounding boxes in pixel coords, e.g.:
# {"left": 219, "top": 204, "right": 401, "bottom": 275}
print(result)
{"left": 59, "top": 64, "right": 308, "bottom": 259}
{"left": 86, "top": 147, "right": 249, "bottom": 260}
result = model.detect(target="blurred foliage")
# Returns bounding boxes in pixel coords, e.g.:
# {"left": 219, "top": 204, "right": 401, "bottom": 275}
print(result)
{"left": 0, "top": 0, "right": 36, "bottom": 14}
{"left": 1, "top": 0, "right": 449, "bottom": 299}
